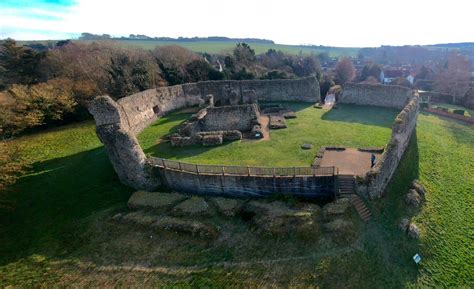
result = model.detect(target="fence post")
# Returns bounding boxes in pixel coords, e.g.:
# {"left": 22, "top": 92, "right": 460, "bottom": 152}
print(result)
{"left": 196, "top": 164, "right": 199, "bottom": 175}
{"left": 247, "top": 166, "right": 251, "bottom": 177}
{"left": 273, "top": 167, "right": 276, "bottom": 178}
{"left": 293, "top": 167, "right": 296, "bottom": 178}
{"left": 222, "top": 166, "right": 225, "bottom": 176}
{"left": 162, "top": 158, "right": 166, "bottom": 168}
{"left": 313, "top": 166, "right": 316, "bottom": 177}
{"left": 178, "top": 161, "right": 182, "bottom": 171}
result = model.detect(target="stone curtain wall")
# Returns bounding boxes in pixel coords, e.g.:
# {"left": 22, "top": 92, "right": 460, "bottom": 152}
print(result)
{"left": 340, "top": 83, "right": 412, "bottom": 109}
{"left": 117, "top": 76, "right": 320, "bottom": 135}
{"left": 89, "top": 77, "right": 320, "bottom": 192}
{"left": 355, "top": 93, "right": 420, "bottom": 198}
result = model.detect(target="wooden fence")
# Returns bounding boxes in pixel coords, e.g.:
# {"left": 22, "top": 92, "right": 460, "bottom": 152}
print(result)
{"left": 149, "top": 157, "right": 337, "bottom": 177}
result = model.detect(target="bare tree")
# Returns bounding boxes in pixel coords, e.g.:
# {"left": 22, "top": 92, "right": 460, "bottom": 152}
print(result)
{"left": 335, "top": 57, "right": 355, "bottom": 85}
{"left": 433, "top": 53, "right": 471, "bottom": 103}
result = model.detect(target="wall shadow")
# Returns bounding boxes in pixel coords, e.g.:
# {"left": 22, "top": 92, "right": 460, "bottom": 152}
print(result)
{"left": 321, "top": 104, "right": 400, "bottom": 128}
{"left": 364, "top": 130, "right": 421, "bottom": 287}
{"left": 0, "top": 146, "right": 133, "bottom": 266}
{"left": 143, "top": 138, "right": 236, "bottom": 159}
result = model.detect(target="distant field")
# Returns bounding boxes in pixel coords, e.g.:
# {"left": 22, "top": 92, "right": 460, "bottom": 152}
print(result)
{"left": 18, "top": 39, "right": 360, "bottom": 56}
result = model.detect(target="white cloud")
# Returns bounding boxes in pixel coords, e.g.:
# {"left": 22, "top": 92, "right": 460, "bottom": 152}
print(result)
{"left": 1, "top": 0, "right": 473, "bottom": 46}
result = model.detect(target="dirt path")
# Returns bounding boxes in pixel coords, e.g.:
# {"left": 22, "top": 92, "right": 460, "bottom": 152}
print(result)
{"left": 320, "top": 148, "right": 382, "bottom": 176}
{"left": 258, "top": 115, "right": 271, "bottom": 141}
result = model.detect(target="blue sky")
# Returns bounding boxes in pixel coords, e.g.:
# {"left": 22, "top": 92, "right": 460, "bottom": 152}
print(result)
{"left": 1, "top": 0, "right": 473, "bottom": 47}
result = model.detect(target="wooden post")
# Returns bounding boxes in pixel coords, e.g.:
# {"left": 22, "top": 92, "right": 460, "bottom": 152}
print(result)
{"left": 247, "top": 166, "right": 251, "bottom": 176}
{"left": 196, "top": 164, "right": 199, "bottom": 175}
{"left": 293, "top": 167, "right": 296, "bottom": 178}
{"left": 162, "top": 158, "right": 166, "bottom": 168}
{"left": 273, "top": 167, "right": 276, "bottom": 178}
{"left": 222, "top": 166, "right": 225, "bottom": 176}
{"left": 178, "top": 162, "right": 182, "bottom": 171}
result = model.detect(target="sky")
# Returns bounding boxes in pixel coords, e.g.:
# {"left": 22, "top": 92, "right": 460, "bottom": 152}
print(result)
{"left": 0, "top": 0, "right": 473, "bottom": 47}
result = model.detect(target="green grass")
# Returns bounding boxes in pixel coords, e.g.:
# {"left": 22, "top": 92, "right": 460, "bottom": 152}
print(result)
{"left": 0, "top": 107, "right": 472, "bottom": 287}
{"left": 138, "top": 103, "right": 399, "bottom": 166}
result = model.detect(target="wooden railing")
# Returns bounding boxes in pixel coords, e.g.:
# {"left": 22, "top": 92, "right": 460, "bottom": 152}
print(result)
{"left": 149, "top": 157, "right": 336, "bottom": 177}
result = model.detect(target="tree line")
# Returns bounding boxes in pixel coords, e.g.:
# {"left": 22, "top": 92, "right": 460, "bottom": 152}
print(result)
{"left": 0, "top": 39, "right": 332, "bottom": 138}
{"left": 1, "top": 38, "right": 473, "bottom": 139}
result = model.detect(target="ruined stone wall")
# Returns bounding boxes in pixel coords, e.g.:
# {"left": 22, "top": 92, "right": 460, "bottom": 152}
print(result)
{"left": 89, "top": 77, "right": 320, "bottom": 191}
{"left": 340, "top": 83, "right": 412, "bottom": 109}
{"left": 88, "top": 96, "right": 161, "bottom": 190}
{"left": 116, "top": 77, "right": 320, "bottom": 135}
{"left": 355, "top": 95, "right": 420, "bottom": 198}
{"left": 200, "top": 104, "right": 260, "bottom": 132}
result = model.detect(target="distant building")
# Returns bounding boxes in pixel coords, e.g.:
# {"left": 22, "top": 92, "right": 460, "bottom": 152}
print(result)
{"left": 380, "top": 69, "right": 404, "bottom": 84}
{"left": 406, "top": 73, "right": 416, "bottom": 84}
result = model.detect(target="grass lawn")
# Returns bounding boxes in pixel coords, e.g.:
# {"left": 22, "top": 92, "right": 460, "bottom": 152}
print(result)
{"left": 0, "top": 107, "right": 472, "bottom": 287}
{"left": 138, "top": 103, "right": 399, "bottom": 167}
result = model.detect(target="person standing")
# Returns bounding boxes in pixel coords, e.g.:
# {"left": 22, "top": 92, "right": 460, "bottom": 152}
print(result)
{"left": 371, "top": 154, "right": 376, "bottom": 168}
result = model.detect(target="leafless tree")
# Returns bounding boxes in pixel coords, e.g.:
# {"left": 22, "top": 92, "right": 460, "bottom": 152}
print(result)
{"left": 335, "top": 57, "right": 355, "bottom": 85}
{"left": 433, "top": 53, "right": 471, "bottom": 103}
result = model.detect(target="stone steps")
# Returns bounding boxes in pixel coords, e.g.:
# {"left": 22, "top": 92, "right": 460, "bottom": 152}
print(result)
{"left": 337, "top": 175, "right": 355, "bottom": 196}
{"left": 349, "top": 194, "right": 372, "bottom": 222}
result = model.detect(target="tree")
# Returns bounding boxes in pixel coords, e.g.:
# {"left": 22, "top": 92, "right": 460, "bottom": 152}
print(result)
{"left": 291, "top": 55, "right": 321, "bottom": 78}
{"left": 233, "top": 43, "right": 256, "bottom": 66}
{"left": 463, "top": 87, "right": 474, "bottom": 109}
{"left": 106, "top": 54, "right": 134, "bottom": 98}
{"left": 0, "top": 38, "right": 44, "bottom": 89}
{"left": 334, "top": 57, "right": 355, "bottom": 85}
{"left": 433, "top": 53, "right": 470, "bottom": 103}
{"left": 131, "top": 59, "right": 153, "bottom": 91}
{"left": 153, "top": 45, "right": 197, "bottom": 85}
{"left": 319, "top": 74, "right": 335, "bottom": 100}
{"left": 359, "top": 62, "right": 382, "bottom": 82}
{"left": 185, "top": 59, "right": 213, "bottom": 82}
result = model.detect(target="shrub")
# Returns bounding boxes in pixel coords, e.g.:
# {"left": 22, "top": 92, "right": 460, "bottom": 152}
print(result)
{"left": 0, "top": 79, "right": 76, "bottom": 137}
{"left": 0, "top": 141, "right": 28, "bottom": 190}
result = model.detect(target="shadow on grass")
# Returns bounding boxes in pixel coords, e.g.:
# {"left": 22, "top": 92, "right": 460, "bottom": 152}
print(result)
{"left": 144, "top": 138, "right": 236, "bottom": 159}
{"left": 363, "top": 131, "right": 421, "bottom": 286}
{"left": 321, "top": 104, "right": 400, "bottom": 128}
{"left": 0, "top": 146, "right": 133, "bottom": 266}
{"left": 259, "top": 101, "right": 311, "bottom": 113}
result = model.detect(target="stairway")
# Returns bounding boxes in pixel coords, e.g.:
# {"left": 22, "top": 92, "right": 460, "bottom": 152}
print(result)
{"left": 350, "top": 194, "right": 372, "bottom": 222}
{"left": 337, "top": 175, "right": 355, "bottom": 196}
{"left": 336, "top": 175, "right": 372, "bottom": 222}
